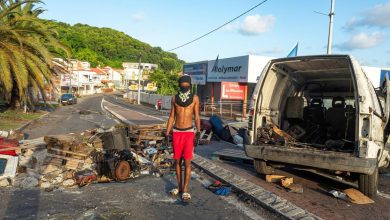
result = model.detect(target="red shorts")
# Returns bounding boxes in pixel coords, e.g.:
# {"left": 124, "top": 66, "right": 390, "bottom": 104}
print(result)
{"left": 172, "top": 131, "right": 195, "bottom": 160}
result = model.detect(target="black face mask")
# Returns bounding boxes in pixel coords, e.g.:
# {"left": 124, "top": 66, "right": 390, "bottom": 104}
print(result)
{"left": 179, "top": 86, "right": 191, "bottom": 93}
{"left": 176, "top": 85, "right": 193, "bottom": 107}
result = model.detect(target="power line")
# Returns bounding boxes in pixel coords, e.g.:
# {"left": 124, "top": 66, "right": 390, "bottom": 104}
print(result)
{"left": 168, "top": 0, "right": 269, "bottom": 52}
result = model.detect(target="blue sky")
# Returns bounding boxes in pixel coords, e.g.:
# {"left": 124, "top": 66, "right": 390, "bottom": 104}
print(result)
{"left": 41, "top": 0, "right": 390, "bottom": 67}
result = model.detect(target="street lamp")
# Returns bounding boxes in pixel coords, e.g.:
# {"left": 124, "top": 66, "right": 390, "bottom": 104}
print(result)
{"left": 137, "top": 54, "right": 142, "bottom": 105}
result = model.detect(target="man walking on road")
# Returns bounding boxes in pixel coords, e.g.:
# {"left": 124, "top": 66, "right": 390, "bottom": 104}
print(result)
{"left": 166, "top": 75, "right": 201, "bottom": 202}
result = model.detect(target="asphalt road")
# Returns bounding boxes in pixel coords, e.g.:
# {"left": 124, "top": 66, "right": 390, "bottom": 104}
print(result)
{"left": 23, "top": 94, "right": 119, "bottom": 139}
{"left": 0, "top": 94, "right": 277, "bottom": 220}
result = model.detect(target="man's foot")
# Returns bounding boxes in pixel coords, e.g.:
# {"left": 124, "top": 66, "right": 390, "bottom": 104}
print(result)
{"left": 169, "top": 188, "right": 181, "bottom": 197}
{"left": 182, "top": 192, "right": 191, "bottom": 202}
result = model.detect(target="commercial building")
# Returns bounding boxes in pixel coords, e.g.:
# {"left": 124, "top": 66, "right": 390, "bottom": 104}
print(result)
{"left": 183, "top": 55, "right": 273, "bottom": 116}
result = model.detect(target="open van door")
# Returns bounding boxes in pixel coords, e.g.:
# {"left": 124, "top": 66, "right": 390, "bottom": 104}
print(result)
{"left": 383, "top": 75, "right": 390, "bottom": 129}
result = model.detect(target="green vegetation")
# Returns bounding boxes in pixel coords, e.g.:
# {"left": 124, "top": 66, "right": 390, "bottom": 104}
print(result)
{"left": 148, "top": 69, "right": 180, "bottom": 95}
{"left": 0, "top": 110, "right": 45, "bottom": 130}
{"left": 0, "top": 0, "right": 70, "bottom": 109}
{"left": 47, "top": 21, "right": 184, "bottom": 72}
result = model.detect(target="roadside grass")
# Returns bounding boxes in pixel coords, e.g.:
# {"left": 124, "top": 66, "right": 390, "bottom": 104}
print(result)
{"left": 0, "top": 110, "right": 46, "bottom": 131}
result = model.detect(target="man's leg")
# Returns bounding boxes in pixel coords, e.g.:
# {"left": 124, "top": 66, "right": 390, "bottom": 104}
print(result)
{"left": 183, "top": 159, "right": 191, "bottom": 193}
{"left": 175, "top": 158, "right": 183, "bottom": 192}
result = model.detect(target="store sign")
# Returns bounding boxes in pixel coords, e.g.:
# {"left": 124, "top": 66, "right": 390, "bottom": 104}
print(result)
{"left": 207, "top": 56, "right": 249, "bottom": 82}
{"left": 221, "top": 82, "right": 246, "bottom": 100}
{"left": 183, "top": 62, "right": 208, "bottom": 85}
{"left": 380, "top": 68, "right": 390, "bottom": 87}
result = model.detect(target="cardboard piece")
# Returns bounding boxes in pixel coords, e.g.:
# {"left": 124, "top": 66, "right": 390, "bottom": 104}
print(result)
{"left": 266, "top": 175, "right": 286, "bottom": 183}
{"left": 344, "top": 188, "right": 375, "bottom": 204}
{"left": 281, "top": 177, "right": 294, "bottom": 188}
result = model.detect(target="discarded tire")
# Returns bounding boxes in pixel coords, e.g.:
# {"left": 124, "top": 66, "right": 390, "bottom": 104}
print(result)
{"left": 115, "top": 161, "right": 131, "bottom": 181}
{"left": 358, "top": 166, "right": 378, "bottom": 197}
{"left": 254, "top": 159, "right": 274, "bottom": 175}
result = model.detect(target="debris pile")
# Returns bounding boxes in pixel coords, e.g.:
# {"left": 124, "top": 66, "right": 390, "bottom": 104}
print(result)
{"left": 0, "top": 124, "right": 174, "bottom": 190}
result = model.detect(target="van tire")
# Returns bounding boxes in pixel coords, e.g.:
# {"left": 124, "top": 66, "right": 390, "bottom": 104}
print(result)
{"left": 358, "top": 166, "right": 378, "bottom": 198}
{"left": 254, "top": 159, "right": 274, "bottom": 175}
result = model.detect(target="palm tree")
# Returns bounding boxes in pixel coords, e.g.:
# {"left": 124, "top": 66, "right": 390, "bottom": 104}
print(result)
{"left": 0, "top": 0, "right": 70, "bottom": 109}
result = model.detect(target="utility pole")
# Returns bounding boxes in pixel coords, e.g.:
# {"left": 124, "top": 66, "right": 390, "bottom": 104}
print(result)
{"left": 327, "top": 0, "right": 335, "bottom": 54}
{"left": 137, "top": 54, "right": 142, "bottom": 105}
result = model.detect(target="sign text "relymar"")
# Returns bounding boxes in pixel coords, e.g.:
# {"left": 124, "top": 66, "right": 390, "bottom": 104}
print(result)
{"left": 211, "top": 65, "right": 242, "bottom": 74}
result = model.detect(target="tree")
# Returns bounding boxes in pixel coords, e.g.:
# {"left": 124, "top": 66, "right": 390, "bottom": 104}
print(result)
{"left": 46, "top": 21, "right": 185, "bottom": 69}
{"left": 0, "top": 0, "right": 69, "bottom": 109}
{"left": 148, "top": 69, "right": 180, "bottom": 96}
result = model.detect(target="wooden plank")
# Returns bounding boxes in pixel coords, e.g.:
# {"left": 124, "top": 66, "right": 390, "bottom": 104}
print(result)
{"left": 48, "top": 148, "right": 88, "bottom": 158}
{"left": 206, "top": 131, "right": 213, "bottom": 141}
{"left": 0, "top": 144, "right": 44, "bottom": 152}
{"left": 65, "top": 160, "right": 81, "bottom": 170}
{"left": 129, "top": 134, "right": 164, "bottom": 140}
{"left": 46, "top": 153, "right": 85, "bottom": 163}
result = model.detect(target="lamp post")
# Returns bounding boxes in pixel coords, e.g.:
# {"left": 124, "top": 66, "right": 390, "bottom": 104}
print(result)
{"left": 137, "top": 54, "right": 142, "bottom": 105}
{"left": 327, "top": 0, "right": 335, "bottom": 54}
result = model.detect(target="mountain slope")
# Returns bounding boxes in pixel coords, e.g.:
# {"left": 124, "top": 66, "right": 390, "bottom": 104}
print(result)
{"left": 47, "top": 20, "right": 184, "bottom": 70}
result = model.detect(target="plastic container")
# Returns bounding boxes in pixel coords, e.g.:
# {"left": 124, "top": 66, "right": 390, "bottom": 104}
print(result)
{"left": 0, "top": 137, "right": 18, "bottom": 156}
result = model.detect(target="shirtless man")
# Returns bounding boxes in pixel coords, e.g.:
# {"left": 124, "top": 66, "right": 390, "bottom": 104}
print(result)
{"left": 165, "top": 75, "right": 200, "bottom": 202}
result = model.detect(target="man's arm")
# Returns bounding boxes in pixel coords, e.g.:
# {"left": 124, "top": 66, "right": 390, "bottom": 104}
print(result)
{"left": 166, "top": 96, "right": 175, "bottom": 136}
{"left": 194, "top": 95, "right": 201, "bottom": 132}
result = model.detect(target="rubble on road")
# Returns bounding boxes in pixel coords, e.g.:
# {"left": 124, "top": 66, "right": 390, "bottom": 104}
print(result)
{"left": 0, "top": 123, "right": 174, "bottom": 190}
{"left": 265, "top": 174, "right": 304, "bottom": 194}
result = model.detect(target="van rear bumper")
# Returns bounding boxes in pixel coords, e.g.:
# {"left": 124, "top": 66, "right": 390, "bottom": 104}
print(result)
{"left": 245, "top": 144, "right": 377, "bottom": 175}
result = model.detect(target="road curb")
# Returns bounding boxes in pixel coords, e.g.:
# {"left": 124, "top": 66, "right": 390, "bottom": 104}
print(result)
{"left": 101, "top": 99, "right": 135, "bottom": 125}
{"left": 15, "top": 112, "right": 50, "bottom": 132}
{"left": 192, "top": 154, "right": 323, "bottom": 220}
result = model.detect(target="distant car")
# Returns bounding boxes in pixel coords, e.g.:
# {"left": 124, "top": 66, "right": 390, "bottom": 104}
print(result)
{"left": 60, "top": 93, "right": 77, "bottom": 105}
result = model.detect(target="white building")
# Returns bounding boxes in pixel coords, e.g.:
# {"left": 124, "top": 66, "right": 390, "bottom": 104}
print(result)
{"left": 123, "top": 62, "right": 158, "bottom": 81}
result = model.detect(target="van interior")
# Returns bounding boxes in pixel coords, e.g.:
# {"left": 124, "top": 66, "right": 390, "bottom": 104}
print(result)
{"left": 258, "top": 58, "right": 358, "bottom": 152}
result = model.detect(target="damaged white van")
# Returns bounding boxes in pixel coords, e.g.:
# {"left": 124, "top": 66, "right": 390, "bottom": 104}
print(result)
{"left": 245, "top": 55, "right": 390, "bottom": 197}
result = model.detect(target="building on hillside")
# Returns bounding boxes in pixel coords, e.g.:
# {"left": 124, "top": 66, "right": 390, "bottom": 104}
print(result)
{"left": 123, "top": 62, "right": 158, "bottom": 92}
{"left": 102, "top": 67, "right": 124, "bottom": 88}
{"left": 90, "top": 68, "right": 109, "bottom": 93}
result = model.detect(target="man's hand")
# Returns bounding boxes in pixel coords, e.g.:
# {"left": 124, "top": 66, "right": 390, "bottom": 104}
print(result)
{"left": 194, "top": 131, "right": 201, "bottom": 147}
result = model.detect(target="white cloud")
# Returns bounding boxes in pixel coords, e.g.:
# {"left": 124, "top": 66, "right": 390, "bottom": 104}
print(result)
{"left": 345, "top": 1, "right": 390, "bottom": 29}
{"left": 239, "top": 14, "right": 275, "bottom": 35}
{"left": 334, "top": 32, "right": 385, "bottom": 50}
{"left": 223, "top": 14, "right": 275, "bottom": 35}
{"left": 132, "top": 11, "right": 145, "bottom": 22}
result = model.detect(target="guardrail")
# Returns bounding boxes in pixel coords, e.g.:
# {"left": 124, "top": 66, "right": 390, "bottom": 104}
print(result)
{"left": 201, "top": 101, "right": 249, "bottom": 120}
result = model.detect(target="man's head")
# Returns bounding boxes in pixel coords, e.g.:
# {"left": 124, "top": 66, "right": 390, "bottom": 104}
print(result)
{"left": 178, "top": 75, "right": 191, "bottom": 93}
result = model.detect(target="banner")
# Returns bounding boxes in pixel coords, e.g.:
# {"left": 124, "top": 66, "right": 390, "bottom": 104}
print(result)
{"left": 221, "top": 82, "right": 246, "bottom": 100}
{"left": 183, "top": 61, "right": 208, "bottom": 85}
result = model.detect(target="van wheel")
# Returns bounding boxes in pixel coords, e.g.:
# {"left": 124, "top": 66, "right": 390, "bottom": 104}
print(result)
{"left": 254, "top": 159, "right": 274, "bottom": 175}
{"left": 358, "top": 166, "right": 378, "bottom": 198}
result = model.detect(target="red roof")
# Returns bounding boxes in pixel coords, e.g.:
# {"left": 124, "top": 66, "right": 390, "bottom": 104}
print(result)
{"left": 90, "top": 68, "right": 107, "bottom": 75}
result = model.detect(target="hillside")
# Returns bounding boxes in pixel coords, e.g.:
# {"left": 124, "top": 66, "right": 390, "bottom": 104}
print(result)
{"left": 46, "top": 20, "right": 184, "bottom": 71}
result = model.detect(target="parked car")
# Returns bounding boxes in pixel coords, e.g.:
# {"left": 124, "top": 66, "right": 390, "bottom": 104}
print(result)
{"left": 60, "top": 93, "right": 77, "bottom": 105}
{"left": 246, "top": 55, "right": 390, "bottom": 197}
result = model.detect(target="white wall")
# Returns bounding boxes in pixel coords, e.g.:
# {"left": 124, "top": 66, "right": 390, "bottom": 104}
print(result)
{"left": 362, "top": 66, "right": 381, "bottom": 88}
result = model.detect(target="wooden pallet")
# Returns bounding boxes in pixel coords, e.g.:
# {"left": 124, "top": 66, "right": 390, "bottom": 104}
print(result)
{"left": 213, "top": 148, "right": 253, "bottom": 165}
{"left": 128, "top": 124, "right": 165, "bottom": 145}
{"left": 198, "top": 130, "right": 213, "bottom": 145}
